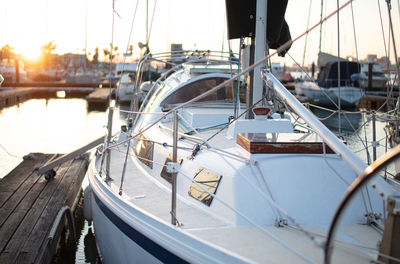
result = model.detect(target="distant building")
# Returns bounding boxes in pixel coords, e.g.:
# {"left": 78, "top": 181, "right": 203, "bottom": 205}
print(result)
{"left": 376, "top": 56, "right": 390, "bottom": 67}
{"left": 60, "top": 53, "right": 87, "bottom": 69}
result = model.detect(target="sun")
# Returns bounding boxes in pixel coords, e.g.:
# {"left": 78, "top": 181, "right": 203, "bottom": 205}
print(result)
{"left": 22, "top": 47, "right": 41, "bottom": 62}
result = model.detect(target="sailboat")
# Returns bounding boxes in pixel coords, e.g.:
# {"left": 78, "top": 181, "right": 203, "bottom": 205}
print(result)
{"left": 295, "top": 52, "right": 364, "bottom": 107}
{"left": 83, "top": 1, "right": 400, "bottom": 263}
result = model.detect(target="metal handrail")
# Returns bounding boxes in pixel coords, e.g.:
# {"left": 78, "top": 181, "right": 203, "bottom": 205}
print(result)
{"left": 263, "top": 69, "right": 397, "bottom": 198}
{"left": 48, "top": 206, "right": 77, "bottom": 244}
{"left": 324, "top": 144, "right": 400, "bottom": 264}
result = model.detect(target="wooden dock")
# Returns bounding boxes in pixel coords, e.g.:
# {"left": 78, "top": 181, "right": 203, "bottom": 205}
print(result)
{"left": 0, "top": 87, "right": 95, "bottom": 110}
{"left": 0, "top": 88, "right": 34, "bottom": 109}
{"left": 0, "top": 152, "right": 89, "bottom": 264}
{"left": 86, "top": 88, "right": 114, "bottom": 104}
{"left": 86, "top": 88, "right": 115, "bottom": 110}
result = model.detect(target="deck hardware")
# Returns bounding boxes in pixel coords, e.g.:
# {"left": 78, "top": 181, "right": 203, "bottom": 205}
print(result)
{"left": 190, "top": 144, "right": 201, "bottom": 159}
{"left": 275, "top": 219, "right": 288, "bottom": 227}
{"left": 166, "top": 162, "right": 181, "bottom": 173}
{"left": 43, "top": 169, "right": 56, "bottom": 181}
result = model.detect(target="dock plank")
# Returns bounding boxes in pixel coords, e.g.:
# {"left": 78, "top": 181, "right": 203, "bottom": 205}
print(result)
{"left": 86, "top": 88, "right": 114, "bottom": 103}
{"left": 0, "top": 153, "right": 50, "bottom": 207}
{"left": 0, "top": 153, "right": 89, "bottom": 264}
{"left": 26, "top": 158, "right": 87, "bottom": 263}
{"left": 0, "top": 157, "right": 73, "bottom": 262}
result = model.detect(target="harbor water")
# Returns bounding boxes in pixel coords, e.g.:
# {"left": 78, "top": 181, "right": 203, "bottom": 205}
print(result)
{"left": 0, "top": 96, "right": 391, "bottom": 263}
{"left": 0, "top": 97, "right": 127, "bottom": 263}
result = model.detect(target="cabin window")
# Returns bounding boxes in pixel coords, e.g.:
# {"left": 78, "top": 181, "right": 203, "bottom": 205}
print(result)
{"left": 161, "top": 77, "right": 246, "bottom": 109}
{"left": 160, "top": 154, "right": 183, "bottom": 184}
{"left": 188, "top": 168, "right": 222, "bottom": 206}
{"left": 135, "top": 134, "right": 154, "bottom": 169}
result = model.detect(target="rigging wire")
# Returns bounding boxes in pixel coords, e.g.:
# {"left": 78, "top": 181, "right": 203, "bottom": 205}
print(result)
{"left": 180, "top": 170, "right": 318, "bottom": 264}
{"left": 116, "top": 0, "right": 141, "bottom": 106}
{"left": 100, "top": 0, "right": 356, "bottom": 159}
{"left": 301, "top": 0, "right": 313, "bottom": 69}
{"left": 111, "top": 131, "right": 323, "bottom": 257}
{"left": 349, "top": 2, "right": 360, "bottom": 64}
{"left": 286, "top": 52, "right": 340, "bottom": 107}
{"left": 146, "top": 0, "right": 158, "bottom": 51}
{"left": 377, "top": 0, "right": 396, "bottom": 107}
{"left": 385, "top": 0, "right": 400, "bottom": 94}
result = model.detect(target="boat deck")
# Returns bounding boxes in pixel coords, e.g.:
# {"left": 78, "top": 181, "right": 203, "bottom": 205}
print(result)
{"left": 106, "top": 147, "right": 226, "bottom": 229}
{"left": 104, "top": 143, "right": 382, "bottom": 263}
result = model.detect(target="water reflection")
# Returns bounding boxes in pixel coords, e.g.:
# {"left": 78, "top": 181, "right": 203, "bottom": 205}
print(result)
{"left": 52, "top": 197, "right": 102, "bottom": 264}
{"left": 84, "top": 227, "right": 100, "bottom": 264}
{"left": 0, "top": 98, "right": 122, "bottom": 177}
{"left": 310, "top": 105, "right": 362, "bottom": 133}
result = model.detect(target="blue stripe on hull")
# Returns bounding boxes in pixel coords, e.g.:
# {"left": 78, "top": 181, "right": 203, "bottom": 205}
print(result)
{"left": 93, "top": 193, "right": 189, "bottom": 264}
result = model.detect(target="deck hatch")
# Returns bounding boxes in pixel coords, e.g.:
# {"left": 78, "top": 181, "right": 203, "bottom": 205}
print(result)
{"left": 237, "top": 133, "right": 335, "bottom": 154}
{"left": 188, "top": 168, "right": 222, "bottom": 206}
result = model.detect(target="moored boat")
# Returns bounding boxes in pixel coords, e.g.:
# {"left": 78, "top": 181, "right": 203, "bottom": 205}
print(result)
{"left": 84, "top": 1, "right": 400, "bottom": 263}
{"left": 295, "top": 59, "right": 364, "bottom": 107}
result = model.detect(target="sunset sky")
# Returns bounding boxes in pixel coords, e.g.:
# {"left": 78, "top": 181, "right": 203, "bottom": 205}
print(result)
{"left": 1, "top": 0, "right": 399, "bottom": 66}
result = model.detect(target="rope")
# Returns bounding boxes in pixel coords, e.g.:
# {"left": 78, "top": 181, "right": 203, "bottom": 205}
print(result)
{"left": 0, "top": 143, "right": 21, "bottom": 158}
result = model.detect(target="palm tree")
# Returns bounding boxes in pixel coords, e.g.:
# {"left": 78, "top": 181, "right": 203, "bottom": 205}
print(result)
{"left": 40, "top": 41, "right": 57, "bottom": 69}
{"left": 0, "top": 45, "right": 15, "bottom": 61}
{"left": 103, "top": 43, "right": 119, "bottom": 62}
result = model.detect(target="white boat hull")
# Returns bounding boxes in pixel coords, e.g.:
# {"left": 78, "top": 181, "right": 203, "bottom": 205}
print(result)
{"left": 295, "top": 81, "right": 364, "bottom": 107}
{"left": 85, "top": 63, "right": 393, "bottom": 264}
{"left": 88, "top": 158, "right": 250, "bottom": 264}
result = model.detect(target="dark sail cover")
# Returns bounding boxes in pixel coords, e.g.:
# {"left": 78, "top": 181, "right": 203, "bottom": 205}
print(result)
{"left": 317, "top": 61, "right": 361, "bottom": 88}
{"left": 225, "top": 0, "right": 291, "bottom": 55}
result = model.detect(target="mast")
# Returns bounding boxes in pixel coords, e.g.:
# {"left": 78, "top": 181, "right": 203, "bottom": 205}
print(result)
{"left": 319, "top": 0, "right": 324, "bottom": 54}
{"left": 252, "top": 0, "right": 267, "bottom": 111}
{"left": 84, "top": 0, "right": 88, "bottom": 70}
{"left": 337, "top": 0, "right": 341, "bottom": 134}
